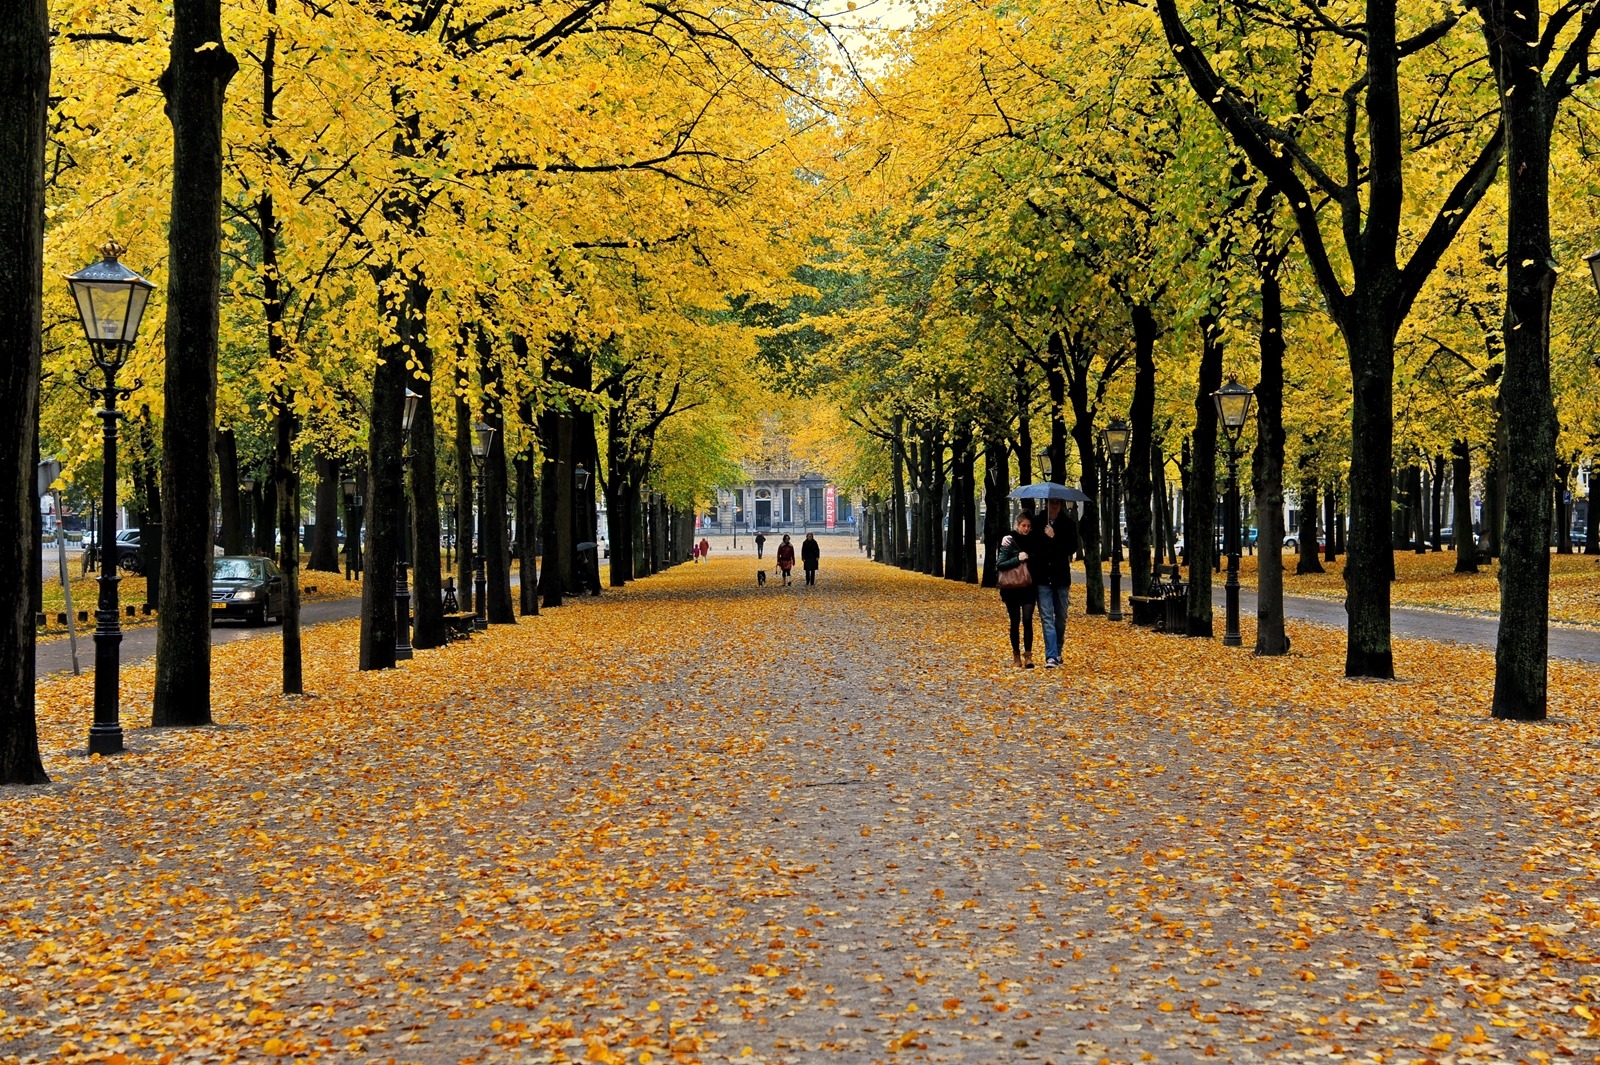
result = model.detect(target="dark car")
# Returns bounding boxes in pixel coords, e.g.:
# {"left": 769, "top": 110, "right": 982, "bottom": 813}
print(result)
{"left": 211, "top": 556, "right": 285, "bottom": 625}
{"left": 115, "top": 528, "right": 143, "bottom": 573}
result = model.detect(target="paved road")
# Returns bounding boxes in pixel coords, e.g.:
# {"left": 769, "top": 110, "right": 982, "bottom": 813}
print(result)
{"left": 34, "top": 592, "right": 367, "bottom": 678}
{"left": 1224, "top": 585, "right": 1600, "bottom": 663}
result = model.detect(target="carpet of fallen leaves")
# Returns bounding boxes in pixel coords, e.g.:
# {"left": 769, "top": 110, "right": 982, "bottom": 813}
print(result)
{"left": 4, "top": 554, "right": 1600, "bottom": 1065}
{"left": 1234, "top": 551, "right": 1600, "bottom": 628}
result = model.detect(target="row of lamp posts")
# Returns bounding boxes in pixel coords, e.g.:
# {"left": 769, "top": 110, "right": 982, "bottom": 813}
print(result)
{"left": 1098, "top": 378, "right": 1253, "bottom": 645}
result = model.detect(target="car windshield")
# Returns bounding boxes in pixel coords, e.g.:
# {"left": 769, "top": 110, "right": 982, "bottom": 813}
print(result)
{"left": 214, "top": 559, "right": 262, "bottom": 580}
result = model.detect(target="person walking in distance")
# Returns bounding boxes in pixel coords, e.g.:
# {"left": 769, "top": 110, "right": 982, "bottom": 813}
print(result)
{"left": 755, "top": 531, "right": 766, "bottom": 559}
{"left": 996, "top": 513, "right": 1038, "bottom": 668}
{"left": 801, "top": 532, "right": 820, "bottom": 585}
{"left": 775, "top": 534, "right": 796, "bottom": 586}
{"left": 1027, "top": 499, "right": 1079, "bottom": 668}
{"left": 699, "top": 536, "right": 710, "bottom": 563}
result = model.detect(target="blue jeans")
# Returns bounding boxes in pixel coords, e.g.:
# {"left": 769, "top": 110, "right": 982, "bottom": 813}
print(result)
{"left": 1036, "top": 584, "right": 1069, "bottom": 660}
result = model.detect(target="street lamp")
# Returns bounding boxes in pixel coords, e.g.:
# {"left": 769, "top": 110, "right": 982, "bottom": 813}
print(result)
{"left": 443, "top": 487, "right": 455, "bottom": 572}
{"left": 470, "top": 421, "right": 495, "bottom": 629}
{"left": 65, "top": 239, "right": 154, "bottom": 757}
{"left": 1585, "top": 249, "right": 1600, "bottom": 295}
{"left": 341, "top": 475, "right": 363, "bottom": 578}
{"left": 573, "top": 464, "right": 596, "bottom": 595}
{"left": 395, "top": 388, "right": 421, "bottom": 660}
{"left": 1212, "top": 375, "right": 1255, "bottom": 647}
{"left": 1101, "top": 418, "right": 1131, "bottom": 622}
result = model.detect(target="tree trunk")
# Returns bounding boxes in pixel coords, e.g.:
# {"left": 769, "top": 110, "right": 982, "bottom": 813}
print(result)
{"left": 1253, "top": 255, "right": 1288, "bottom": 655}
{"left": 0, "top": 0, "right": 49, "bottom": 784}
{"left": 308, "top": 453, "right": 341, "bottom": 571}
{"left": 217, "top": 428, "right": 243, "bottom": 556}
{"left": 1341, "top": 307, "right": 1397, "bottom": 677}
{"left": 1452, "top": 440, "right": 1479, "bottom": 572}
{"left": 358, "top": 265, "right": 404, "bottom": 671}
{"left": 151, "top": 0, "right": 235, "bottom": 727}
{"left": 1297, "top": 466, "right": 1324, "bottom": 574}
{"left": 1483, "top": 416, "right": 1504, "bottom": 559}
{"left": 1186, "top": 316, "right": 1222, "bottom": 637}
{"left": 480, "top": 368, "right": 514, "bottom": 624}
{"left": 1554, "top": 462, "right": 1572, "bottom": 554}
{"left": 406, "top": 276, "right": 445, "bottom": 650}
{"left": 1126, "top": 306, "right": 1156, "bottom": 596}
{"left": 273, "top": 398, "right": 302, "bottom": 694}
{"left": 1587, "top": 459, "right": 1599, "bottom": 556}
{"left": 1487, "top": 0, "right": 1558, "bottom": 720}
{"left": 516, "top": 446, "right": 540, "bottom": 614}
{"left": 539, "top": 409, "right": 563, "bottom": 604}
{"left": 454, "top": 375, "right": 474, "bottom": 616}
{"left": 1061, "top": 332, "right": 1105, "bottom": 615}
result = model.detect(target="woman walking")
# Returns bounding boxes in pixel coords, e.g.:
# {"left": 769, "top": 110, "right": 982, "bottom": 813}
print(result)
{"left": 801, "top": 533, "right": 820, "bottom": 585}
{"left": 776, "top": 534, "right": 796, "bottom": 586}
{"left": 996, "top": 513, "right": 1038, "bottom": 668}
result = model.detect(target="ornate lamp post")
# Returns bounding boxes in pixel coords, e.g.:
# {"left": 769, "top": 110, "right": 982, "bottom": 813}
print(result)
{"left": 395, "top": 388, "right": 421, "bottom": 660}
{"left": 1585, "top": 249, "right": 1600, "bottom": 295}
{"left": 1101, "top": 418, "right": 1132, "bottom": 622}
{"left": 1212, "top": 376, "right": 1255, "bottom": 647}
{"left": 65, "top": 240, "right": 154, "bottom": 756}
{"left": 341, "top": 475, "right": 363, "bottom": 578}
{"left": 443, "top": 487, "right": 455, "bottom": 572}
{"left": 470, "top": 421, "right": 495, "bottom": 629}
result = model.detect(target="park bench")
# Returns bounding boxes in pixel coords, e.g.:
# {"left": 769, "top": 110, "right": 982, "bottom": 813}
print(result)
{"left": 1128, "top": 565, "right": 1187, "bottom": 633}
{"left": 442, "top": 612, "right": 477, "bottom": 641}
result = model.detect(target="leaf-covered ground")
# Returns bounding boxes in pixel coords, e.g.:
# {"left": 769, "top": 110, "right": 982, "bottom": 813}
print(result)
{"left": 1226, "top": 550, "right": 1600, "bottom": 627}
{"left": 4, "top": 556, "right": 1600, "bottom": 1064}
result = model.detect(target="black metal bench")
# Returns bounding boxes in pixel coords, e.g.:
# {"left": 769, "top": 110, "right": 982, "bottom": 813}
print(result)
{"left": 1130, "top": 565, "right": 1188, "bottom": 632}
{"left": 442, "top": 612, "right": 477, "bottom": 641}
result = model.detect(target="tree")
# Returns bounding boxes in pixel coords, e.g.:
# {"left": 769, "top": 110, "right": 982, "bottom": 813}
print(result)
{"left": 1154, "top": 0, "right": 1505, "bottom": 677}
{"left": 0, "top": 0, "right": 50, "bottom": 786}
{"left": 151, "top": 0, "right": 237, "bottom": 725}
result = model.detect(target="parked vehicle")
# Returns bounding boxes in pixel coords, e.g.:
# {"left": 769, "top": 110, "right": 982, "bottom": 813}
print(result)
{"left": 210, "top": 556, "right": 285, "bottom": 625}
{"left": 115, "top": 528, "right": 143, "bottom": 573}
{"left": 1283, "top": 532, "right": 1325, "bottom": 551}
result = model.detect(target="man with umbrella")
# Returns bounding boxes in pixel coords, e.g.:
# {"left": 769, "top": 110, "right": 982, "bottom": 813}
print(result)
{"left": 1010, "top": 483, "right": 1086, "bottom": 669}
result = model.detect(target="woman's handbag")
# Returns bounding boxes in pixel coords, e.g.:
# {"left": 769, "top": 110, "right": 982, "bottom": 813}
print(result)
{"left": 997, "top": 560, "right": 1033, "bottom": 590}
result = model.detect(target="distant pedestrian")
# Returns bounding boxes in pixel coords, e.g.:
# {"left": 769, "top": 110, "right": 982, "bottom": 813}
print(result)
{"left": 755, "top": 531, "right": 766, "bottom": 559}
{"left": 801, "top": 532, "right": 820, "bottom": 585}
{"left": 691, "top": 542, "right": 702, "bottom": 563}
{"left": 699, "top": 537, "right": 710, "bottom": 562}
{"left": 996, "top": 514, "right": 1037, "bottom": 668}
{"left": 775, "top": 534, "right": 795, "bottom": 586}
{"left": 1025, "top": 498, "right": 1079, "bottom": 668}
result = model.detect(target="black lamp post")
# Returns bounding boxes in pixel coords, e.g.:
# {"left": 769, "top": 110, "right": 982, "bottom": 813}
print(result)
{"left": 443, "top": 487, "right": 455, "bottom": 572}
{"left": 574, "top": 463, "right": 594, "bottom": 594}
{"left": 65, "top": 240, "right": 154, "bottom": 757}
{"left": 1102, "top": 418, "right": 1131, "bottom": 622}
{"left": 342, "top": 475, "right": 363, "bottom": 577}
{"left": 240, "top": 475, "right": 256, "bottom": 553}
{"left": 470, "top": 421, "right": 495, "bottom": 629}
{"left": 1585, "top": 249, "right": 1600, "bottom": 295}
{"left": 1212, "top": 376, "right": 1255, "bottom": 647}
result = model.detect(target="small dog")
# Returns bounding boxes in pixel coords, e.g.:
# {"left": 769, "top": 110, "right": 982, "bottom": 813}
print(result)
{"left": 756, "top": 569, "right": 767, "bottom": 586}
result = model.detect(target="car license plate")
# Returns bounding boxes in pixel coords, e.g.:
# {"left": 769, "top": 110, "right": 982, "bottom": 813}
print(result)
{"left": 212, "top": 600, "right": 226, "bottom": 610}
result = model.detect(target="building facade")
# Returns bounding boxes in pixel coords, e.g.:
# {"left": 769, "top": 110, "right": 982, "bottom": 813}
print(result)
{"left": 709, "top": 469, "right": 855, "bottom": 534}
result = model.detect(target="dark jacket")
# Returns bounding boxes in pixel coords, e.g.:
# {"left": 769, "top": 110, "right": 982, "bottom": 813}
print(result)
{"left": 801, "top": 538, "right": 820, "bottom": 568}
{"left": 995, "top": 529, "right": 1035, "bottom": 603}
{"left": 776, "top": 542, "right": 795, "bottom": 569}
{"left": 1026, "top": 508, "right": 1079, "bottom": 587}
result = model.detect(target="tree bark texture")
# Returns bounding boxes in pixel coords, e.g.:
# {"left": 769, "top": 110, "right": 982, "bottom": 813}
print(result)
{"left": 152, "top": 0, "right": 236, "bottom": 726}
{"left": 309, "top": 454, "right": 341, "bottom": 571}
{"left": 1252, "top": 257, "right": 1288, "bottom": 655}
{"left": 454, "top": 375, "right": 474, "bottom": 616}
{"left": 1186, "top": 317, "right": 1222, "bottom": 637}
{"left": 358, "top": 267, "right": 404, "bottom": 670}
{"left": 0, "top": 0, "right": 49, "bottom": 784}
{"left": 1485, "top": 0, "right": 1556, "bottom": 720}
{"left": 406, "top": 276, "right": 445, "bottom": 650}
{"left": 1452, "top": 440, "right": 1479, "bottom": 571}
{"left": 1125, "top": 306, "right": 1157, "bottom": 597}
{"left": 216, "top": 429, "right": 243, "bottom": 556}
